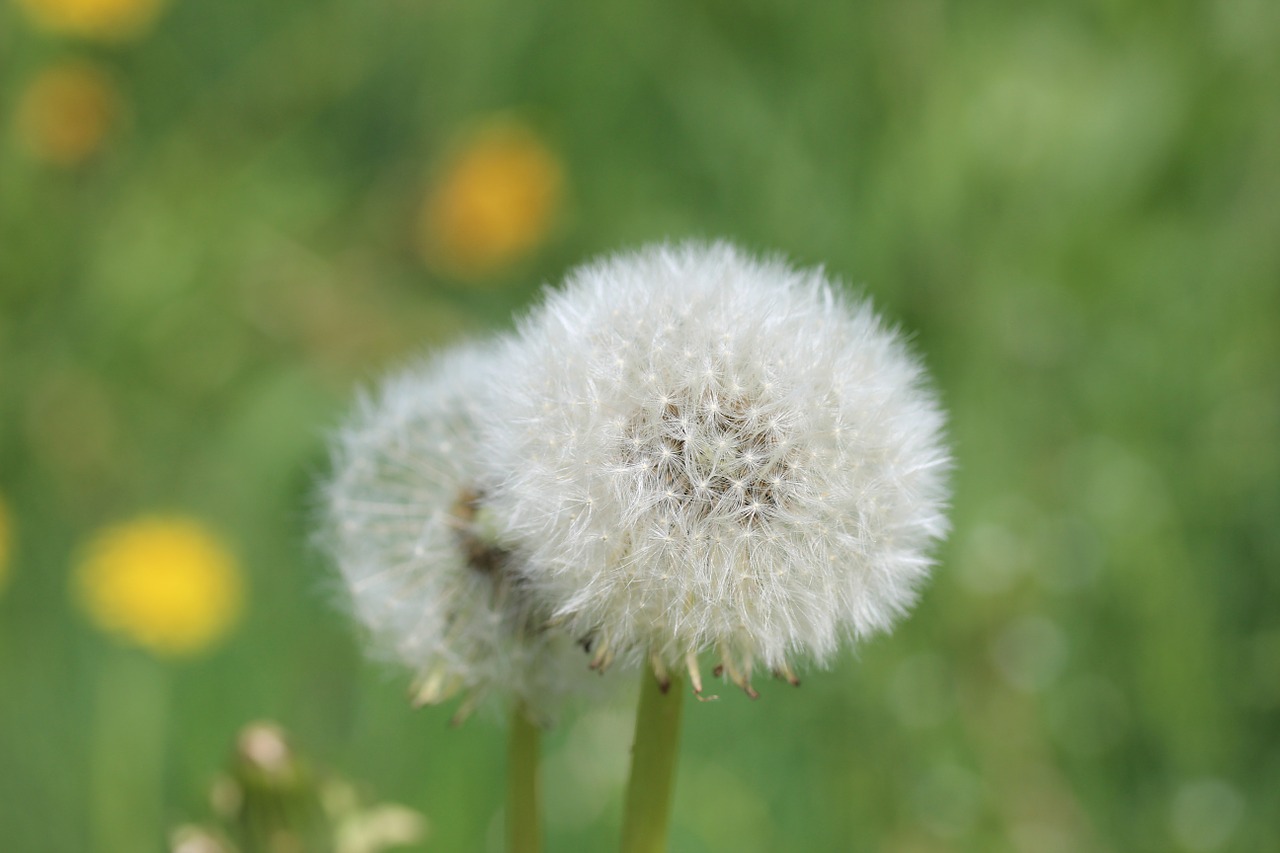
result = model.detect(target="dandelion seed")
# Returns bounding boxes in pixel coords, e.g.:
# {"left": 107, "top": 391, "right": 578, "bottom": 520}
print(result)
{"left": 74, "top": 516, "right": 243, "bottom": 656}
{"left": 486, "top": 241, "right": 951, "bottom": 694}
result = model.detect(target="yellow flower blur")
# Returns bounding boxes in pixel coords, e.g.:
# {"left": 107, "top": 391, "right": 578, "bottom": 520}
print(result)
{"left": 18, "top": 0, "right": 166, "bottom": 41}
{"left": 75, "top": 516, "right": 243, "bottom": 657}
{"left": 0, "top": 495, "right": 12, "bottom": 593}
{"left": 419, "top": 121, "right": 563, "bottom": 278}
{"left": 16, "top": 62, "right": 120, "bottom": 168}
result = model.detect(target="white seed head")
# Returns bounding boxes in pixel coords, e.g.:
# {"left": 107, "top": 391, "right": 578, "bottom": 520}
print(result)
{"left": 485, "top": 241, "right": 951, "bottom": 685}
{"left": 321, "top": 343, "right": 589, "bottom": 722}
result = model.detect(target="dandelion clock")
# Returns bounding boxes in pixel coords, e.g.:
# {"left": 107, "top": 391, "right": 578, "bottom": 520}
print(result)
{"left": 485, "top": 241, "right": 951, "bottom": 851}
{"left": 322, "top": 343, "right": 589, "bottom": 724}
{"left": 487, "top": 241, "right": 951, "bottom": 691}
{"left": 320, "top": 241, "right": 951, "bottom": 853}
{"left": 321, "top": 343, "right": 598, "bottom": 853}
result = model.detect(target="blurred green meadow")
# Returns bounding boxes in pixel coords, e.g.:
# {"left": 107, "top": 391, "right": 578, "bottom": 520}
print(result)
{"left": 3, "top": 0, "right": 1279, "bottom": 850}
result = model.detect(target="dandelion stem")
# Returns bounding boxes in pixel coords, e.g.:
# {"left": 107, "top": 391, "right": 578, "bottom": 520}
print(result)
{"left": 508, "top": 702, "right": 543, "bottom": 853}
{"left": 620, "top": 668, "right": 684, "bottom": 853}
{"left": 89, "top": 650, "right": 168, "bottom": 853}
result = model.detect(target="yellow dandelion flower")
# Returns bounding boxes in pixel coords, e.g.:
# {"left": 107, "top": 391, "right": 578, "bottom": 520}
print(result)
{"left": 75, "top": 516, "right": 243, "bottom": 657}
{"left": 419, "top": 120, "right": 563, "bottom": 278}
{"left": 18, "top": 0, "right": 166, "bottom": 42}
{"left": 15, "top": 62, "right": 121, "bottom": 168}
{"left": 0, "top": 494, "right": 12, "bottom": 593}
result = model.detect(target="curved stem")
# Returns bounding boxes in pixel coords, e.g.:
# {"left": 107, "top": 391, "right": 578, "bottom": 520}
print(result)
{"left": 620, "top": 669, "right": 685, "bottom": 853}
{"left": 507, "top": 702, "right": 542, "bottom": 853}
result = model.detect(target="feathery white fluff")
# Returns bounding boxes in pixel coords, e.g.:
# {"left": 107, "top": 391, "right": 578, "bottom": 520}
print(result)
{"left": 322, "top": 343, "right": 588, "bottom": 722}
{"left": 484, "top": 242, "right": 951, "bottom": 693}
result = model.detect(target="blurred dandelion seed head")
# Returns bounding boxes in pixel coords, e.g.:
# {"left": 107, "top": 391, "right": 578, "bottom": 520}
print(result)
{"left": 419, "top": 121, "right": 563, "bottom": 279}
{"left": 75, "top": 516, "right": 243, "bottom": 656}
{"left": 332, "top": 801, "right": 429, "bottom": 853}
{"left": 18, "top": 0, "right": 167, "bottom": 41}
{"left": 169, "top": 825, "right": 236, "bottom": 853}
{"left": 237, "top": 721, "right": 295, "bottom": 778}
{"left": 15, "top": 62, "right": 121, "bottom": 168}
{"left": 323, "top": 343, "right": 592, "bottom": 721}
{"left": 486, "top": 241, "right": 952, "bottom": 682}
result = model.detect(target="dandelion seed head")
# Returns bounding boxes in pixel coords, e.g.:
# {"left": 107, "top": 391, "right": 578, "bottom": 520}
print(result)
{"left": 322, "top": 343, "right": 591, "bottom": 721}
{"left": 486, "top": 241, "right": 951, "bottom": 679}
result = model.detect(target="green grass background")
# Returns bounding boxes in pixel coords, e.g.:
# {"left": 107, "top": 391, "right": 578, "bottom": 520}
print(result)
{"left": 2, "top": 0, "right": 1279, "bottom": 850}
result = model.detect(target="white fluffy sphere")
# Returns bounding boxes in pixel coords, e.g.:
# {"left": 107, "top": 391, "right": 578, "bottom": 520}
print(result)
{"left": 485, "top": 242, "right": 951, "bottom": 692}
{"left": 322, "top": 343, "right": 588, "bottom": 721}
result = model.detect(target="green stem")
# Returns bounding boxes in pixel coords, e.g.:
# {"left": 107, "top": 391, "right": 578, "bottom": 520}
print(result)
{"left": 620, "top": 668, "right": 685, "bottom": 853}
{"left": 507, "top": 702, "right": 543, "bottom": 853}
{"left": 90, "top": 650, "right": 169, "bottom": 853}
